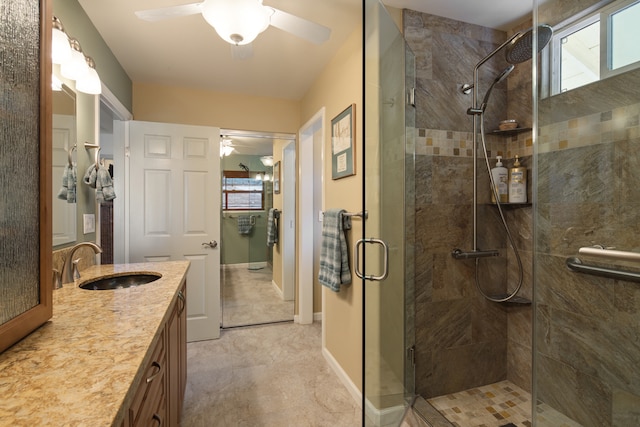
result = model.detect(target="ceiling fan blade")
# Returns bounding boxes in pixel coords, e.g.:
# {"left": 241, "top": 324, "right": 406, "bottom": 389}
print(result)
{"left": 135, "top": 2, "right": 203, "bottom": 22}
{"left": 269, "top": 8, "right": 331, "bottom": 45}
{"left": 231, "top": 43, "right": 254, "bottom": 60}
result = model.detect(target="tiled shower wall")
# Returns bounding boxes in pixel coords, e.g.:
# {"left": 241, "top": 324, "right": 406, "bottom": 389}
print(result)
{"left": 404, "top": 9, "right": 534, "bottom": 398}
{"left": 535, "top": 2, "right": 640, "bottom": 425}
{"left": 536, "top": 99, "right": 640, "bottom": 427}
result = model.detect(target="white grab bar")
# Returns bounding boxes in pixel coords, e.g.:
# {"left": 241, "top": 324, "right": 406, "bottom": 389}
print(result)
{"left": 578, "top": 246, "right": 640, "bottom": 262}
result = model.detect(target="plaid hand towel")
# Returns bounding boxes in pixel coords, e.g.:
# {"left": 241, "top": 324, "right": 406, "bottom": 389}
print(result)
{"left": 318, "top": 209, "right": 352, "bottom": 292}
{"left": 267, "top": 208, "right": 278, "bottom": 246}
{"left": 237, "top": 215, "right": 253, "bottom": 235}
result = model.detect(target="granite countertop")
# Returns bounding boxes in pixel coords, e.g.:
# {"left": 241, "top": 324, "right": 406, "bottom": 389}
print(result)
{"left": 0, "top": 261, "right": 190, "bottom": 427}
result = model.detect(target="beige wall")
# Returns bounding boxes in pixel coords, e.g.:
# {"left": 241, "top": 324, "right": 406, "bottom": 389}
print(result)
{"left": 133, "top": 83, "right": 300, "bottom": 133}
{"left": 300, "top": 26, "right": 364, "bottom": 391}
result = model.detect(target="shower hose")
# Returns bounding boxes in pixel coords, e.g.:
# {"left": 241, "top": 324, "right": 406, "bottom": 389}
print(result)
{"left": 476, "top": 115, "right": 524, "bottom": 303}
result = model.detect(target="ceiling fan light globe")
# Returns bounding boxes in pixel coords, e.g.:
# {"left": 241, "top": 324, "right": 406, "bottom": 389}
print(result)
{"left": 202, "top": 0, "right": 272, "bottom": 46}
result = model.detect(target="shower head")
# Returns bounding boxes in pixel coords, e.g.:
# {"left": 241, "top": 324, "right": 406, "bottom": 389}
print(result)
{"left": 505, "top": 24, "right": 553, "bottom": 64}
{"left": 479, "top": 65, "right": 515, "bottom": 112}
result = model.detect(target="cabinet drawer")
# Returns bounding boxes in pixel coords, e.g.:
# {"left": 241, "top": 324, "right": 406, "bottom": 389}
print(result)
{"left": 129, "top": 327, "right": 166, "bottom": 426}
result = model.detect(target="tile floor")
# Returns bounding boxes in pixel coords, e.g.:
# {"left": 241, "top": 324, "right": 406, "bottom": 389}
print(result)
{"left": 427, "top": 381, "right": 532, "bottom": 427}
{"left": 221, "top": 264, "right": 294, "bottom": 328}
{"left": 425, "top": 381, "right": 582, "bottom": 427}
{"left": 181, "top": 322, "right": 361, "bottom": 426}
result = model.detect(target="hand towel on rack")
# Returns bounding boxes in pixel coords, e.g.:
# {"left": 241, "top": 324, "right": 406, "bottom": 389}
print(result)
{"left": 57, "top": 163, "right": 77, "bottom": 203}
{"left": 318, "top": 209, "right": 352, "bottom": 292}
{"left": 267, "top": 208, "right": 278, "bottom": 246}
{"left": 237, "top": 215, "right": 253, "bottom": 235}
{"left": 83, "top": 164, "right": 97, "bottom": 188}
{"left": 95, "top": 164, "right": 116, "bottom": 204}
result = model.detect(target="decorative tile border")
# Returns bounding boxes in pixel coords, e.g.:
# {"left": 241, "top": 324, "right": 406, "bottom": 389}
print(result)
{"left": 415, "top": 128, "right": 533, "bottom": 159}
{"left": 539, "top": 102, "right": 640, "bottom": 153}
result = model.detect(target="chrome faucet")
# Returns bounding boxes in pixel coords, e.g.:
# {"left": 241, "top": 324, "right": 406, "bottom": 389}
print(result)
{"left": 61, "top": 242, "right": 103, "bottom": 285}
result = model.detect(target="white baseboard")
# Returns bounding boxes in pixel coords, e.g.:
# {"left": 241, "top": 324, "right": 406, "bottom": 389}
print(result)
{"left": 364, "top": 399, "right": 406, "bottom": 427}
{"left": 222, "top": 262, "right": 268, "bottom": 269}
{"left": 322, "top": 347, "right": 406, "bottom": 426}
{"left": 322, "top": 347, "right": 363, "bottom": 408}
{"left": 271, "top": 280, "right": 283, "bottom": 299}
{"left": 294, "top": 311, "right": 322, "bottom": 324}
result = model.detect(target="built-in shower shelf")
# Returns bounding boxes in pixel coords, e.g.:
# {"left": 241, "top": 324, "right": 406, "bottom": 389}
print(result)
{"left": 490, "top": 127, "right": 532, "bottom": 136}
{"left": 485, "top": 202, "right": 532, "bottom": 208}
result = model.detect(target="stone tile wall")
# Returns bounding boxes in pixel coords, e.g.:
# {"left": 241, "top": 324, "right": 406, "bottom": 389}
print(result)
{"left": 536, "top": 100, "right": 640, "bottom": 426}
{"left": 404, "top": 9, "right": 534, "bottom": 398}
{"left": 534, "top": 0, "right": 640, "bottom": 424}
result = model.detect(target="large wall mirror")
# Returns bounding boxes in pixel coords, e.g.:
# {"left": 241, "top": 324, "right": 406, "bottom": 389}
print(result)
{"left": 52, "top": 82, "right": 77, "bottom": 246}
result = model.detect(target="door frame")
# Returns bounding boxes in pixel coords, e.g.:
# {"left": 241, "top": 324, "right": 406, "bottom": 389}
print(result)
{"left": 298, "top": 108, "right": 325, "bottom": 324}
{"left": 282, "top": 142, "right": 296, "bottom": 301}
{"left": 100, "top": 85, "right": 132, "bottom": 264}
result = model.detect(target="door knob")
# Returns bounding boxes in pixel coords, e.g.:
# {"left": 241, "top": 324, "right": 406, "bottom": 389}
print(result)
{"left": 202, "top": 240, "right": 218, "bottom": 249}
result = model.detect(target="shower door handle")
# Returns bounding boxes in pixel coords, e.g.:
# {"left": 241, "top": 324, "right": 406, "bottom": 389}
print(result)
{"left": 355, "top": 238, "right": 389, "bottom": 281}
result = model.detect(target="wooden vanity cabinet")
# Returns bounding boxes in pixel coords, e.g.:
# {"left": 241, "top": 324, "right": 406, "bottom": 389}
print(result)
{"left": 129, "top": 326, "right": 167, "bottom": 426}
{"left": 168, "top": 281, "right": 187, "bottom": 426}
{"left": 125, "top": 280, "right": 187, "bottom": 427}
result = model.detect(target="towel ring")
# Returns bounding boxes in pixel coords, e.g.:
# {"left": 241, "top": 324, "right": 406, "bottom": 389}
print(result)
{"left": 67, "top": 144, "right": 77, "bottom": 167}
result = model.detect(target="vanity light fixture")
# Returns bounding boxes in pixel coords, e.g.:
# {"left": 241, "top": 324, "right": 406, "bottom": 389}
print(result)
{"left": 52, "top": 16, "right": 71, "bottom": 64}
{"left": 76, "top": 57, "right": 102, "bottom": 95}
{"left": 53, "top": 17, "right": 102, "bottom": 95}
{"left": 260, "top": 155, "right": 274, "bottom": 166}
{"left": 201, "top": 0, "right": 273, "bottom": 46}
{"left": 60, "top": 38, "right": 89, "bottom": 81}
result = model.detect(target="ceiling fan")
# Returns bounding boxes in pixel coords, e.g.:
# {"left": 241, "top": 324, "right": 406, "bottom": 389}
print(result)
{"left": 135, "top": 0, "right": 331, "bottom": 50}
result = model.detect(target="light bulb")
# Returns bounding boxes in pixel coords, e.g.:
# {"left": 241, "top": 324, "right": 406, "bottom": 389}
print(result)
{"left": 52, "top": 17, "right": 71, "bottom": 65}
{"left": 60, "top": 39, "right": 89, "bottom": 81}
{"left": 76, "top": 57, "right": 102, "bottom": 94}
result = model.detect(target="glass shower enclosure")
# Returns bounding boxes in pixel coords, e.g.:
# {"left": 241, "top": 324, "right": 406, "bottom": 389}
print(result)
{"left": 533, "top": 0, "right": 640, "bottom": 425}
{"left": 363, "top": 1, "right": 416, "bottom": 425}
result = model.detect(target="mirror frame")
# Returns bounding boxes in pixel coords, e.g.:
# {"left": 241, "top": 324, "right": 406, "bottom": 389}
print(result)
{"left": 0, "top": 0, "right": 53, "bottom": 353}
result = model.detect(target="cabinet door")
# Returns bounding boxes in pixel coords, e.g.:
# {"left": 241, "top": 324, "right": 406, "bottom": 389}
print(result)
{"left": 0, "top": 0, "right": 53, "bottom": 354}
{"left": 168, "top": 281, "right": 187, "bottom": 426}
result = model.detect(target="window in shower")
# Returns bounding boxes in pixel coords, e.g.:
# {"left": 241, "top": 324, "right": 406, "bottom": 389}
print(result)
{"left": 550, "top": 0, "right": 640, "bottom": 94}
{"left": 222, "top": 170, "right": 265, "bottom": 211}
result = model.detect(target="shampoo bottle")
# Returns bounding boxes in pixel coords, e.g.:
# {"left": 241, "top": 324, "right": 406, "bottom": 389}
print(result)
{"left": 491, "top": 156, "right": 509, "bottom": 203}
{"left": 508, "top": 155, "right": 527, "bottom": 203}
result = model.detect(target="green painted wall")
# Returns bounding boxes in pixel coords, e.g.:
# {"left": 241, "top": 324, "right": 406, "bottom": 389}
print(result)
{"left": 221, "top": 154, "right": 273, "bottom": 265}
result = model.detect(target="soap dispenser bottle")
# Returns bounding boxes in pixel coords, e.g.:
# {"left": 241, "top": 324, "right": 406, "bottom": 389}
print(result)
{"left": 508, "top": 155, "right": 527, "bottom": 203}
{"left": 491, "top": 155, "right": 509, "bottom": 203}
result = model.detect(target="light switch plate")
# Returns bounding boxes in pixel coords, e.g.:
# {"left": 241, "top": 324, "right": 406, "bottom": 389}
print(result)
{"left": 83, "top": 214, "right": 95, "bottom": 234}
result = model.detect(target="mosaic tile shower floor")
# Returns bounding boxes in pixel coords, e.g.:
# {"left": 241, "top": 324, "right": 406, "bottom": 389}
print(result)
{"left": 427, "top": 381, "right": 532, "bottom": 427}
{"left": 426, "top": 380, "right": 582, "bottom": 427}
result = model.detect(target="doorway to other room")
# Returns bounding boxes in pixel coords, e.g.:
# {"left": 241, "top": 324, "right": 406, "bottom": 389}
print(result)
{"left": 219, "top": 130, "right": 296, "bottom": 328}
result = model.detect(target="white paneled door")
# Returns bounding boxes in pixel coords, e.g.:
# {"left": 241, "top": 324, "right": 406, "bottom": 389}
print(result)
{"left": 129, "top": 121, "right": 221, "bottom": 341}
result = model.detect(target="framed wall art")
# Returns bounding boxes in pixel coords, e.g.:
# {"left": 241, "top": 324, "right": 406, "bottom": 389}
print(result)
{"left": 273, "top": 161, "right": 281, "bottom": 194}
{"left": 331, "top": 104, "right": 355, "bottom": 180}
